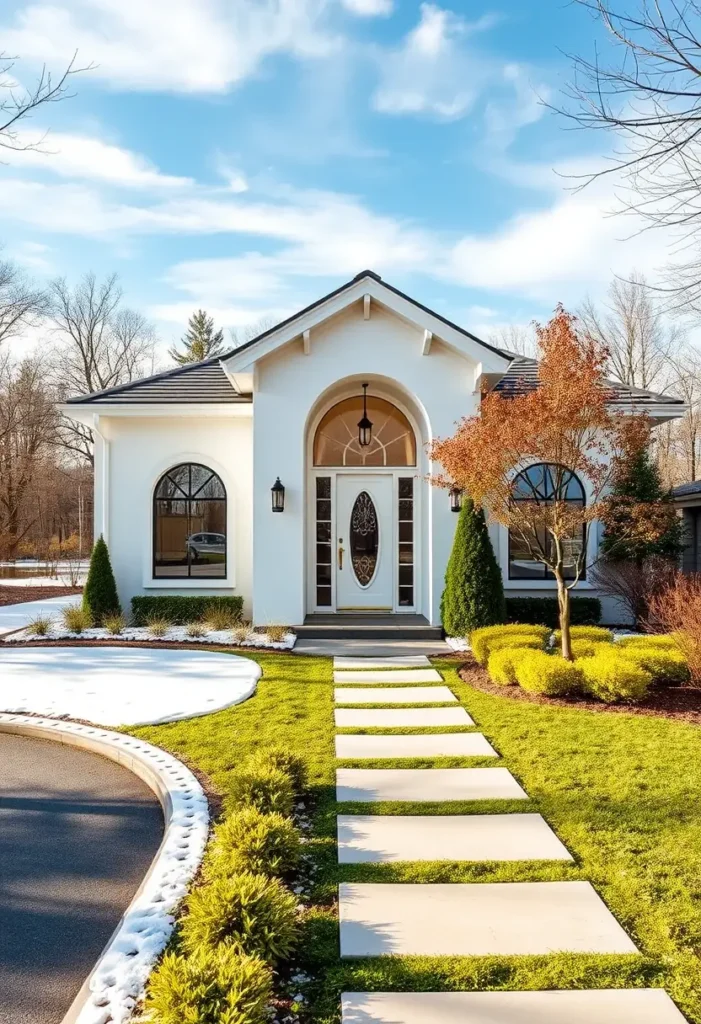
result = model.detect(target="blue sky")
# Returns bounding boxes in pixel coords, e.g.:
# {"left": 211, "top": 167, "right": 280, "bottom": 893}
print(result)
{"left": 0, "top": 0, "right": 673, "bottom": 355}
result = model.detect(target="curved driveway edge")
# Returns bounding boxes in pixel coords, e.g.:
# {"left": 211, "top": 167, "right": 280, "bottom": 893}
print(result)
{"left": 0, "top": 713, "right": 209, "bottom": 1024}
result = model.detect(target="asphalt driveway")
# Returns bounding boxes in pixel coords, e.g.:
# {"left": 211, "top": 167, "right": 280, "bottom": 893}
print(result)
{"left": 0, "top": 732, "right": 163, "bottom": 1024}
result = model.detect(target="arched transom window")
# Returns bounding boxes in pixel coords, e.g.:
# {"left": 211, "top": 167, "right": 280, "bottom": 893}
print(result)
{"left": 313, "top": 396, "right": 417, "bottom": 467}
{"left": 508, "top": 463, "right": 586, "bottom": 580}
{"left": 153, "top": 463, "right": 226, "bottom": 578}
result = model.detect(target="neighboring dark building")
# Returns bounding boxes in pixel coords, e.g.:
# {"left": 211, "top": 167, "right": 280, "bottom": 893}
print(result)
{"left": 673, "top": 482, "right": 701, "bottom": 573}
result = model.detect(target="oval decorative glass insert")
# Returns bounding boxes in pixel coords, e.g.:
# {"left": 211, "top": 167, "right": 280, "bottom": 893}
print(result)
{"left": 350, "top": 491, "right": 379, "bottom": 587}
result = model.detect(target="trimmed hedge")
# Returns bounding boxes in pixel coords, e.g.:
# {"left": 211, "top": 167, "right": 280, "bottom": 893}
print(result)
{"left": 515, "top": 650, "right": 584, "bottom": 696}
{"left": 554, "top": 626, "right": 613, "bottom": 644}
{"left": 505, "top": 596, "right": 601, "bottom": 628}
{"left": 246, "top": 746, "right": 307, "bottom": 795}
{"left": 617, "top": 643, "right": 689, "bottom": 686}
{"left": 131, "top": 594, "right": 243, "bottom": 625}
{"left": 470, "top": 624, "right": 550, "bottom": 665}
{"left": 487, "top": 646, "right": 535, "bottom": 685}
{"left": 579, "top": 650, "right": 651, "bottom": 703}
{"left": 207, "top": 808, "right": 301, "bottom": 879}
{"left": 230, "top": 762, "right": 295, "bottom": 818}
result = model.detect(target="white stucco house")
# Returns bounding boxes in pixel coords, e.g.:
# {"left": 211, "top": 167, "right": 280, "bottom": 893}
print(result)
{"left": 61, "top": 270, "right": 685, "bottom": 629}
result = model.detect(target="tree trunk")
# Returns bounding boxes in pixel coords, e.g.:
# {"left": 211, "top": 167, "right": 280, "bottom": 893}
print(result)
{"left": 556, "top": 570, "right": 572, "bottom": 660}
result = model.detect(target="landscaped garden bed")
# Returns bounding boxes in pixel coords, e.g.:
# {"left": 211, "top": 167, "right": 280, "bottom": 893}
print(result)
{"left": 3, "top": 620, "right": 297, "bottom": 650}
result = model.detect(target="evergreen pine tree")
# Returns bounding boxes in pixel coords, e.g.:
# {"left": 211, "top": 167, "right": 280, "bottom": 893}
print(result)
{"left": 441, "top": 498, "right": 505, "bottom": 636}
{"left": 602, "top": 444, "right": 683, "bottom": 562}
{"left": 82, "top": 536, "right": 121, "bottom": 624}
{"left": 168, "top": 309, "right": 225, "bottom": 365}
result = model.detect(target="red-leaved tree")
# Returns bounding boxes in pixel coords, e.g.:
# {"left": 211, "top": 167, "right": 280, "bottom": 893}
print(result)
{"left": 431, "top": 306, "right": 667, "bottom": 659}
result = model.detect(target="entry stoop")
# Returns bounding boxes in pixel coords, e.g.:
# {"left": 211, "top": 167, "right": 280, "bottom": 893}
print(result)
{"left": 296, "top": 614, "right": 443, "bottom": 641}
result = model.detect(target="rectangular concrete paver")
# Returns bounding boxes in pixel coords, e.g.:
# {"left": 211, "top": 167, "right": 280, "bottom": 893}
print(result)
{"left": 337, "top": 813, "right": 573, "bottom": 863}
{"left": 334, "top": 656, "right": 431, "bottom": 669}
{"left": 340, "top": 990, "right": 686, "bottom": 1023}
{"left": 335, "top": 733, "right": 498, "bottom": 760}
{"left": 334, "top": 669, "right": 442, "bottom": 684}
{"left": 336, "top": 767, "right": 529, "bottom": 803}
{"left": 339, "top": 881, "right": 638, "bottom": 956}
{"left": 334, "top": 686, "right": 457, "bottom": 705}
{"left": 334, "top": 707, "right": 473, "bottom": 728}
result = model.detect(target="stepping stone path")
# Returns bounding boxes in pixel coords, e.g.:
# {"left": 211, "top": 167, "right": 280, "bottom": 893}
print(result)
{"left": 331, "top": 655, "right": 682, "bottom": 1023}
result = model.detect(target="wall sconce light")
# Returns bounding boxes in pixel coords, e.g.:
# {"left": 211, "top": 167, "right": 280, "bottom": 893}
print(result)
{"left": 271, "top": 477, "right": 285, "bottom": 513}
{"left": 449, "top": 485, "right": 463, "bottom": 513}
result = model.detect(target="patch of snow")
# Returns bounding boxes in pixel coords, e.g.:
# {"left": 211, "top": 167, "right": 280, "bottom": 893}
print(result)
{"left": 5, "top": 623, "right": 297, "bottom": 650}
{"left": 0, "top": 594, "right": 78, "bottom": 636}
{"left": 0, "top": 575, "right": 86, "bottom": 587}
{"left": 445, "top": 636, "right": 470, "bottom": 652}
{"left": 0, "top": 713, "right": 208, "bottom": 1024}
{"left": 0, "top": 646, "right": 261, "bottom": 726}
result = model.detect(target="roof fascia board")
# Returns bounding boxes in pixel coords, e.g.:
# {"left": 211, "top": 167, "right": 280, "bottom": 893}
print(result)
{"left": 610, "top": 401, "right": 687, "bottom": 419}
{"left": 59, "top": 403, "right": 252, "bottom": 424}
{"left": 223, "top": 277, "right": 511, "bottom": 374}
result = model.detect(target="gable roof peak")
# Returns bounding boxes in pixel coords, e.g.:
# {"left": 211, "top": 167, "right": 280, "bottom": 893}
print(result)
{"left": 352, "top": 269, "right": 382, "bottom": 283}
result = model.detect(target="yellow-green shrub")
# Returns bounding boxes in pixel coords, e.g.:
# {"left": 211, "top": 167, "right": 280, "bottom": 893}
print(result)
{"left": 554, "top": 626, "right": 613, "bottom": 644}
{"left": 514, "top": 650, "right": 584, "bottom": 696}
{"left": 144, "top": 947, "right": 272, "bottom": 1024}
{"left": 487, "top": 646, "right": 536, "bottom": 685}
{"left": 207, "top": 807, "right": 301, "bottom": 879}
{"left": 616, "top": 634, "right": 676, "bottom": 650}
{"left": 579, "top": 649, "right": 652, "bottom": 703}
{"left": 470, "top": 624, "right": 549, "bottom": 664}
{"left": 246, "top": 746, "right": 307, "bottom": 794}
{"left": 570, "top": 639, "right": 612, "bottom": 660}
{"left": 230, "top": 762, "right": 294, "bottom": 817}
{"left": 617, "top": 644, "right": 689, "bottom": 686}
{"left": 180, "top": 871, "right": 299, "bottom": 962}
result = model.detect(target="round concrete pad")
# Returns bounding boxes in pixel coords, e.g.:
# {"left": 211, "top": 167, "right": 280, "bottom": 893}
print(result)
{"left": 336, "top": 767, "right": 529, "bottom": 803}
{"left": 0, "top": 646, "right": 260, "bottom": 725}
{"left": 337, "top": 813, "right": 573, "bottom": 863}
{"left": 341, "top": 990, "right": 686, "bottom": 1023}
{"left": 334, "top": 707, "right": 473, "bottom": 728}
{"left": 335, "top": 733, "right": 498, "bottom": 760}
{"left": 339, "top": 881, "right": 639, "bottom": 957}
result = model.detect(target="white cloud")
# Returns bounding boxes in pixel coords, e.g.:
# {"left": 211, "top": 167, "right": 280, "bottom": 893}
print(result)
{"left": 341, "top": 0, "right": 393, "bottom": 15}
{"left": 1, "top": 0, "right": 338, "bottom": 93}
{"left": 4, "top": 132, "right": 193, "bottom": 189}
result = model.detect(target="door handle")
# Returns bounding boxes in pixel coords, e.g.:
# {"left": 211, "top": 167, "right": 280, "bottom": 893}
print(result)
{"left": 338, "top": 542, "right": 344, "bottom": 570}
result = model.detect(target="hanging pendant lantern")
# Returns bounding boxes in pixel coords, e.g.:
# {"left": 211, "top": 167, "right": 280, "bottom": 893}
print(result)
{"left": 357, "top": 382, "right": 373, "bottom": 448}
{"left": 449, "top": 484, "right": 463, "bottom": 512}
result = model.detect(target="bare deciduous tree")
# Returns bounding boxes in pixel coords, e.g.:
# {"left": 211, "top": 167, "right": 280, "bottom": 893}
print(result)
{"left": 655, "top": 341, "right": 701, "bottom": 484}
{"left": 47, "top": 273, "right": 156, "bottom": 463}
{"left": 579, "top": 272, "right": 682, "bottom": 390}
{"left": 0, "top": 253, "right": 47, "bottom": 346}
{"left": 1, "top": 51, "right": 92, "bottom": 152}
{"left": 229, "top": 315, "right": 278, "bottom": 349}
{"left": 487, "top": 324, "right": 537, "bottom": 358}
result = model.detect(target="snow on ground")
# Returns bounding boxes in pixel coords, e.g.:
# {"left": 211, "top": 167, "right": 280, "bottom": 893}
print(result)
{"left": 0, "top": 594, "right": 78, "bottom": 636}
{"left": 5, "top": 623, "right": 297, "bottom": 649}
{"left": 0, "top": 576, "right": 85, "bottom": 587}
{"left": 446, "top": 636, "right": 470, "bottom": 652}
{"left": 0, "top": 646, "right": 261, "bottom": 726}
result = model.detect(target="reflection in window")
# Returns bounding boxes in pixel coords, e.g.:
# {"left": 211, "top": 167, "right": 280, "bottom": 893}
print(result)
{"left": 508, "top": 463, "right": 586, "bottom": 580}
{"left": 314, "top": 396, "right": 416, "bottom": 467}
{"left": 154, "top": 463, "right": 226, "bottom": 578}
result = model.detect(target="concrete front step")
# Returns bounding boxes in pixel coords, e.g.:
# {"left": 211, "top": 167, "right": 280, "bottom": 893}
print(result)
{"left": 334, "top": 656, "right": 431, "bottom": 669}
{"left": 338, "top": 881, "right": 638, "bottom": 956}
{"left": 336, "top": 813, "right": 573, "bottom": 863}
{"left": 334, "top": 707, "right": 473, "bottom": 728}
{"left": 340, "top": 990, "right": 686, "bottom": 1023}
{"left": 334, "top": 669, "right": 443, "bottom": 684}
{"left": 298, "top": 614, "right": 443, "bottom": 641}
{"left": 335, "top": 733, "right": 498, "bottom": 760}
{"left": 336, "top": 767, "right": 529, "bottom": 803}
{"left": 334, "top": 686, "right": 457, "bottom": 705}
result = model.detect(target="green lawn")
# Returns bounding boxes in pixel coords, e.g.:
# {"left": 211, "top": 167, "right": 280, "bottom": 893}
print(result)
{"left": 133, "top": 652, "right": 701, "bottom": 1024}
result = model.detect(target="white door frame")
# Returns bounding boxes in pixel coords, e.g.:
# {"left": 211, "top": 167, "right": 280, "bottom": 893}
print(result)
{"left": 306, "top": 466, "right": 421, "bottom": 614}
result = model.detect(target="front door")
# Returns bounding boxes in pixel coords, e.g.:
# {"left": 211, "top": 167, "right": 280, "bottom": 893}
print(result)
{"left": 336, "top": 475, "right": 393, "bottom": 610}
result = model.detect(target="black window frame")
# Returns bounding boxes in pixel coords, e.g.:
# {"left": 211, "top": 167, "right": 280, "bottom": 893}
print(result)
{"left": 153, "top": 462, "right": 227, "bottom": 580}
{"left": 508, "top": 463, "right": 587, "bottom": 582}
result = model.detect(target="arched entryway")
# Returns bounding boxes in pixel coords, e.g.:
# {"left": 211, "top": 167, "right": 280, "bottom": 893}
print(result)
{"left": 306, "top": 379, "right": 426, "bottom": 615}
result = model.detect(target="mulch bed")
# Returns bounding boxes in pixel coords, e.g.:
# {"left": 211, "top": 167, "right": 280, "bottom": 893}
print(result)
{"left": 459, "top": 657, "right": 701, "bottom": 726}
{"left": 0, "top": 586, "right": 82, "bottom": 607}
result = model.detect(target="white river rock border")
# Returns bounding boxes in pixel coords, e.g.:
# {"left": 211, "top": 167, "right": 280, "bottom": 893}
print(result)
{"left": 0, "top": 713, "right": 209, "bottom": 1024}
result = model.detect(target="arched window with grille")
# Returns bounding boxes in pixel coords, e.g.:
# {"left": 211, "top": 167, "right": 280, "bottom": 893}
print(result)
{"left": 313, "top": 395, "right": 416, "bottom": 467}
{"left": 508, "top": 463, "right": 586, "bottom": 580}
{"left": 153, "top": 463, "right": 226, "bottom": 578}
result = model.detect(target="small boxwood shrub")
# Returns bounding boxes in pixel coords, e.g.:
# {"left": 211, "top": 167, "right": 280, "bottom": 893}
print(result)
{"left": 515, "top": 650, "right": 584, "bottom": 696}
{"left": 230, "top": 762, "right": 294, "bottom": 817}
{"left": 144, "top": 947, "right": 272, "bottom": 1024}
{"left": 180, "top": 871, "right": 299, "bottom": 962}
{"left": 554, "top": 626, "right": 613, "bottom": 644}
{"left": 207, "top": 807, "right": 301, "bottom": 879}
{"left": 82, "top": 536, "right": 121, "bottom": 625}
{"left": 579, "top": 650, "right": 652, "bottom": 703}
{"left": 617, "top": 644, "right": 689, "bottom": 686}
{"left": 487, "top": 646, "right": 535, "bottom": 685}
{"left": 247, "top": 746, "right": 308, "bottom": 795}
{"left": 505, "top": 596, "right": 601, "bottom": 628}
{"left": 470, "top": 624, "right": 550, "bottom": 665}
{"left": 131, "top": 595, "right": 243, "bottom": 626}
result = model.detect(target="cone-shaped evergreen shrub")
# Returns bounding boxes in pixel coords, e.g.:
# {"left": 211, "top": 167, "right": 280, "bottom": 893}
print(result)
{"left": 441, "top": 498, "right": 505, "bottom": 637}
{"left": 82, "top": 536, "right": 121, "bottom": 625}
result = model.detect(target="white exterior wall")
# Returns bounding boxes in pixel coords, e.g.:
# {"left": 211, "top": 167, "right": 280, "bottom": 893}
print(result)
{"left": 250, "top": 301, "right": 481, "bottom": 626}
{"left": 96, "top": 414, "right": 253, "bottom": 617}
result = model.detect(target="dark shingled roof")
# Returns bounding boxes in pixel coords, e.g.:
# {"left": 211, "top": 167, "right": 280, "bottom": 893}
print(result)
{"left": 66, "top": 357, "right": 248, "bottom": 405}
{"left": 673, "top": 480, "right": 701, "bottom": 498}
{"left": 492, "top": 357, "right": 684, "bottom": 407}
